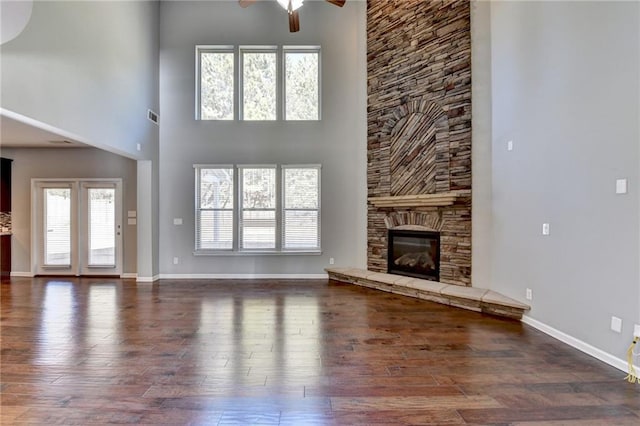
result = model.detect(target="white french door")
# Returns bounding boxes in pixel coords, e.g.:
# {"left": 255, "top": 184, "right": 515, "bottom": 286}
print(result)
{"left": 33, "top": 179, "right": 122, "bottom": 276}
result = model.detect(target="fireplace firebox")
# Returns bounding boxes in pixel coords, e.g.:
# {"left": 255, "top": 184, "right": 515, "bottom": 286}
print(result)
{"left": 388, "top": 229, "right": 440, "bottom": 281}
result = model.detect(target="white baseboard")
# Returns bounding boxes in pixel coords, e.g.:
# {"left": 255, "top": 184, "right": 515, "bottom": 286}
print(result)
{"left": 136, "top": 274, "right": 160, "bottom": 283}
{"left": 120, "top": 273, "right": 137, "bottom": 279}
{"left": 10, "top": 271, "right": 34, "bottom": 277}
{"left": 522, "top": 315, "right": 638, "bottom": 373}
{"left": 157, "top": 273, "right": 329, "bottom": 280}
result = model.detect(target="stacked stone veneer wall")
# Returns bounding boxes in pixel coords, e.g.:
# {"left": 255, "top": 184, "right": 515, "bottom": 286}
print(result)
{"left": 367, "top": 0, "right": 472, "bottom": 286}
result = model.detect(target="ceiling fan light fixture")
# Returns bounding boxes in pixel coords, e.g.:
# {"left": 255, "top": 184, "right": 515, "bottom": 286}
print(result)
{"left": 276, "top": 0, "right": 303, "bottom": 12}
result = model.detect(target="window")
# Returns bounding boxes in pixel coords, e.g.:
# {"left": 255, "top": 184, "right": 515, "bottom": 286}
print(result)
{"left": 241, "top": 47, "right": 277, "bottom": 121}
{"left": 282, "top": 166, "right": 320, "bottom": 249}
{"left": 240, "top": 166, "right": 277, "bottom": 249}
{"left": 195, "top": 164, "right": 321, "bottom": 253}
{"left": 197, "top": 46, "right": 234, "bottom": 120}
{"left": 196, "top": 45, "right": 320, "bottom": 121}
{"left": 284, "top": 47, "right": 320, "bottom": 120}
{"left": 195, "top": 167, "right": 234, "bottom": 250}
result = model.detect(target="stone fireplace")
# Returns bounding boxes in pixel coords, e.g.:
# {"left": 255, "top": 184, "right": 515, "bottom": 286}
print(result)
{"left": 367, "top": 0, "right": 472, "bottom": 287}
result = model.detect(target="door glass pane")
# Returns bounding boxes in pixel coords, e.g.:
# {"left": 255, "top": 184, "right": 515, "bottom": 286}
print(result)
{"left": 44, "top": 188, "right": 71, "bottom": 265}
{"left": 88, "top": 188, "right": 115, "bottom": 266}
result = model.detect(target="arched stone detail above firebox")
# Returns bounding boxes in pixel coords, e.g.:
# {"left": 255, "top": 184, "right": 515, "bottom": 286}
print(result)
{"left": 382, "top": 96, "right": 450, "bottom": 196}
{"left": 384, "top": 211, "right": 443, "bottom": 232}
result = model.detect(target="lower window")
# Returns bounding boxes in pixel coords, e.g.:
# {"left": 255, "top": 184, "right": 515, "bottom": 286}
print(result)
{"left": 195, "top": 164, "right": 320, "bottom": 253}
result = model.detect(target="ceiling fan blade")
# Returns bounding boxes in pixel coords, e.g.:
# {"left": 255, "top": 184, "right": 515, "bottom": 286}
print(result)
{"left": 288, "top": 10, "right": 300, "bottom": 32}
{"left": 238, "top": 0, "right": 257, "bottom": 8}
{"left": 326, "top": 0, "right": 346, "bottom": 7}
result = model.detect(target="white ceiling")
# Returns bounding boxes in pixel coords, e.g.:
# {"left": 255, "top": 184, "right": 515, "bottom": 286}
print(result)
{"left": 0, "top": 114, "right": 87, "bottom": 148}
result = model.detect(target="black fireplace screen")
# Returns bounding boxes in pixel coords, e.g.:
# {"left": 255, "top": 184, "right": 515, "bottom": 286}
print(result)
{"left": 388, "top": 229, "right": 440, "bottom": 281}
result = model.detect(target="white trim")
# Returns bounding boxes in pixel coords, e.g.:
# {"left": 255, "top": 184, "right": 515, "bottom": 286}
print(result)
{"left": 120, "top": 273, "right": 137, "bottom": 279}
{"left": 157, "top": 273, "right": 328, "bottom": 280}
{"left": 522, "top": 315, "right": 639, "bottom": 373}
{"left": 10, "top": 271, "right": 34, "bottom": 277}
{"left": 136, "top": 274, "right": 160, "bottom": 283}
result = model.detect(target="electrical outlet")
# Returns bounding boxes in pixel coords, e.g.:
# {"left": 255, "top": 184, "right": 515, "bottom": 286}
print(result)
{"left": 634, "top": 324, "right": 640, "bottom": 339}
{"left": 611, "top": 316, "right": 623, "bottom": 333}
{"left": 173, "top": 257, "right": 179, "bottom": 265}
{"left": 507, "top": 140, "right": 513, "bottom": 151}
{"left": 329, "top": 257, "right": 335, "bottom": 265}
{"left": 525, "top": 288, "right": 532, "bottom": 301}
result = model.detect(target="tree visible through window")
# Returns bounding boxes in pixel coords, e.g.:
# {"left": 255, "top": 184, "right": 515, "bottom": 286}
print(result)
{"left": 242, "top": 50, "right": 277, "bottom": 121}
{"left": 199, "top": 49, "right": 234, "bottom": 120}
{"left": 285, "top": 49, "right": 319, "bottom": 120}
{"left": 196, "top": 45, "right": 320, "bottom": 121}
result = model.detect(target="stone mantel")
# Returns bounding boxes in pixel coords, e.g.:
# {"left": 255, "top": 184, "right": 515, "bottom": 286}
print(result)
{"left": 368, "top": 190, "right": 471, "bottom": 208}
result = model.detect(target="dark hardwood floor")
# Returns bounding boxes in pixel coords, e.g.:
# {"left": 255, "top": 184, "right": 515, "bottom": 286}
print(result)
{"left": 1, "top": 277, "right": 639, "bottom": 425}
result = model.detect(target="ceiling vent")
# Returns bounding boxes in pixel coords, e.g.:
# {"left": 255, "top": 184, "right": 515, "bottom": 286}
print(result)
{"left": 147, "top": 109, "right": 159, "bottom": 125}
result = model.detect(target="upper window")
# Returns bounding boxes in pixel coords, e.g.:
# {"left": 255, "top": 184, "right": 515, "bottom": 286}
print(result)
{"left": 197, "top": 46, "right": 234, "bottom": 120}
{"left": 196, "top": 45, "right": 320, "bottom": 121}
{"left": 241, "top": 47, "right": 277, "bottom": 121}
{"left": 284, "top": 47, "right": 320, "bottom": 121}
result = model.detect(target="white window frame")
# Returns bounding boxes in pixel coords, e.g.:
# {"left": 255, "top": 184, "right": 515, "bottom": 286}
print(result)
{"left": 281, "top": 164, "right": 321, "bottom": 251}
{"left": 239, "top": 45, "right": 279, "bottom": 121}
{"left": 195, "top": 45, "right": 322, "bottom": 121}
{"left": 194, "top": 165, "right": 236, "bottom": 251}
{"left": 238, "top": 164, "right": 278, "bottom": 250}
{"left": 195, "top": 45, "right": 236, "bottom": 120}
{"left": 282, "top": 46, "right": 321, "bottom": 121}
{"left": 194, "top": 164, "right": 321, "bottom": 255}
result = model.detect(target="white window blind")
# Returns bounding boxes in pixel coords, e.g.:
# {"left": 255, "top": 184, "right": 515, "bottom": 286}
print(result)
{"left": 240, "top": 167, "right": 276, "bottom": 249}
{"left": 44, "top": 188, "right": 72, "bottom": 265}
{"left": 88, "top": 188, "right": 116, "bottom": 266}
{"left": 196, "top": 167, "right": 234, "bottom": 250}
{"left": 282, "top": 166, "right": 320, "bottom": 250}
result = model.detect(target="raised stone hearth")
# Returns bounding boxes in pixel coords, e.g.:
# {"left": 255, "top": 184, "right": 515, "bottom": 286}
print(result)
{"left": 326, "top": 267, "right": 530, "bottom": 320}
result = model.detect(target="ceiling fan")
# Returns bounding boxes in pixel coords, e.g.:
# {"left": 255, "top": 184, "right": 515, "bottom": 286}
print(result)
{"left": 239, "top": 0, "right": 346, "bottom": 33}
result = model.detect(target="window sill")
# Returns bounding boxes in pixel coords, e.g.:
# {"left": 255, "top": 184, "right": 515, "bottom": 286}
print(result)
{"left": 193, "top": 249, "right": 322, "bottom": 257}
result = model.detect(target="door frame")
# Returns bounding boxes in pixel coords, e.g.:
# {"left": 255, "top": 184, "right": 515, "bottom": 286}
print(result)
{"left": 31, "top": 178, "right": 123, "bottom": 277}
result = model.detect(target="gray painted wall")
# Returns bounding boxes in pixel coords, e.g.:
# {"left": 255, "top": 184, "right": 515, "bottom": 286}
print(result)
{"left": 0, "top": 0, "right": 159, "bottom": 160}
{"left": 1, "top": 147, "right": 138, "bottom": 275}
{"left": 158, "top": 0, "right": 367, "bottom": 275}
{"left": 471, "top": 0, "right": 493, "bottom": 290}
{"left": 1, "top": 0, "right": 160, "bottom": 279}
{"left": 488, "top": 1, "right": 640, "bottom": 358}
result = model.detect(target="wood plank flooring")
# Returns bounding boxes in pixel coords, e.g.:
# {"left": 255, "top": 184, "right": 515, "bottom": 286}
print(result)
{"left": 1, "top": 277, "right": 639, "bottom": 425}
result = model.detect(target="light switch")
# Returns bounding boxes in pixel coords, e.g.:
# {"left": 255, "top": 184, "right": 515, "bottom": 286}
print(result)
{"left": 127, "top": 218, "right": 137, "bottom": 225}
{"left": 616, "top": 179, "right": 627, "bottom": 194}
{"left": 128, "top": 210, "right": 136, "bottom": 218}
{"left": 173, "top": 218, "right": 183, "bottom": 225}
{"left": 542, "top": 223, "right": 550, "bottom": 236}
